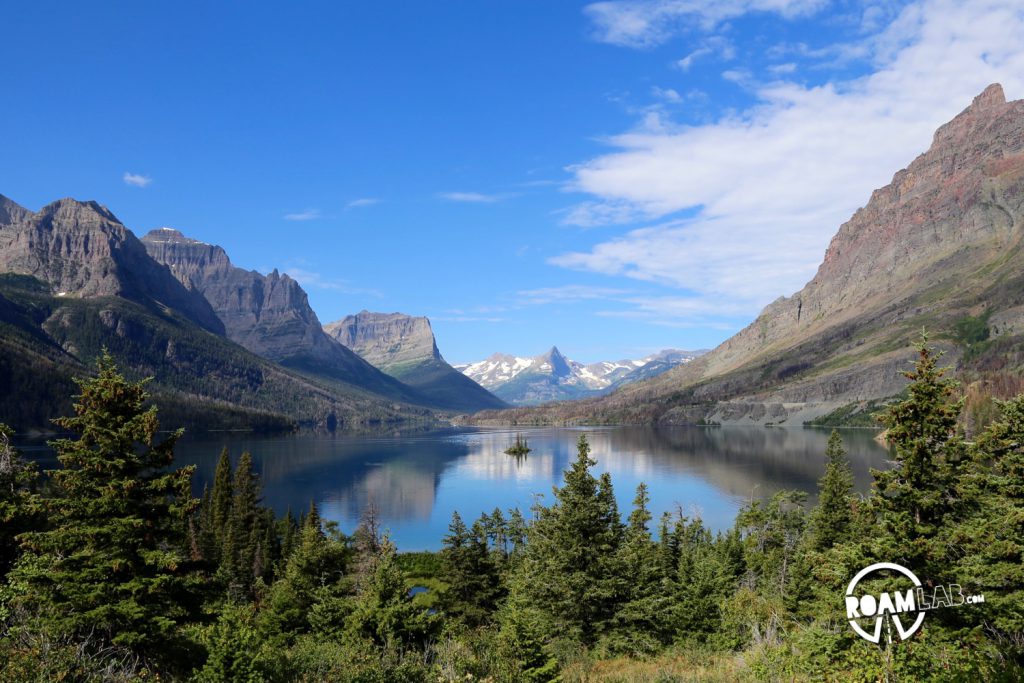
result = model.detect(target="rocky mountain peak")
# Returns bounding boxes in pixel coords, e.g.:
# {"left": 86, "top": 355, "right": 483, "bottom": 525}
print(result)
{"left": 36, "top": 197, "right": 119, "bottom": 225}
{"left": 0, "top": 195, "right": 224, "bottom": 333}
{"left": 325, "top": 311, "right": 442, "bottom": 370}
{"left": 972, "top": 82, "right": 1006, "bottom": 110}
{"left": 0, "top": 194, "right": 31, "bottom": 225}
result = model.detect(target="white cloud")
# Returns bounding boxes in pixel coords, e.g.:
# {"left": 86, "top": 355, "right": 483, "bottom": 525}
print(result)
{"left": 651, "top": 86, "right": 682, "bottom": 102}
{"left": 557, "top": 0, "right": 1024, "bottom": 317}
{"left": 347, "top": 198, "right": 380, "bottom": 208}
{"left": 518, "top": 285, "right": 632, "bottom": 305}
{"left": 282, "top": 266, "right": 383, "bottom": 297}
{"left": 439, "top": 191, "right": 507, "bottom": 203}
{"left": 123, "top": 172, "right": 152, "bottom": 188}
{"left": 283, "top": 209, "right": 320, "bottom": 221}
{"left": 584, "top": 0, "right": 827, "bottom": 48}
{"left": 676, "top": 47, "right": 712, "bottom": 70}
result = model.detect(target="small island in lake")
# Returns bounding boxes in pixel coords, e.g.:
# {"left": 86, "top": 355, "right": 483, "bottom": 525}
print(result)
{"left": 504, "top": 433, "right": 531, "bottom": 456}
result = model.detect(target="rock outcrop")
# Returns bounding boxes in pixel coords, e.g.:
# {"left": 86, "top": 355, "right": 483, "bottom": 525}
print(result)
{"left": 141, "top": 229, "right": 421, "bottom": 403}
{"left": 325, "top": 311, "right": 505, "bottom": 413}
{"left": 326, "top": 311, "right": 441, "bottom": 372}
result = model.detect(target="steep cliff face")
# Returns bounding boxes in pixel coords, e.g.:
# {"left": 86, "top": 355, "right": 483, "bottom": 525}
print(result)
{"left": 0, "top": 199, "right": 224, "bottom": 334}
{"left": 325, "top": 311, "right": 440, "bottom": 371}
{"left": 0, "top": 204, "right": 434, "bottom": 431}
{"left": 473, "top": 84, "right": 1024, "bottom": 426}
{"left": 325, "top": 311, "right": 505, "bottom": 413}
{"left": 702, "top": 83, "right": 1024, "bottom": 379}
{"left": 141, "top": 229, "right": 421, "bottom": 403}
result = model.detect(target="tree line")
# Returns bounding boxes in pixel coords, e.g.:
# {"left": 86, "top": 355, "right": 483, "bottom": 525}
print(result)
{"left": 0, "top": 342, "right": 1022, "bottom": 681}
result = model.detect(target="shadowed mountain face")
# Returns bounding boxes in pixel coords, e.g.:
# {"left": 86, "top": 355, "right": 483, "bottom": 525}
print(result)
{"left": 325, "top": 311, "right": 506, "bottom": 413}
{"left": 471, "top": 84, "right": 1024, "bottom": 427}
{"left": 141, "top": 229, "right": 424, "bottom": 404}
{"left": 0, "top": 197, "right": 224, "bottom": 334}
{"left": 0, "top": 201, "right": 438, "bottom": 431}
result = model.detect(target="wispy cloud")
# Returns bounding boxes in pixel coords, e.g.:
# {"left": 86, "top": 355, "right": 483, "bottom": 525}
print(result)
{"left": 558, "top": 0, "right": 1024, "bottom": 317}
{"left": 123, "top": 172, "right": 152, "bottom": 188}
{"left": 517, "top": 285, "right": 632, "bottom": 305}
{"left": 432, "top": 315, "right": 505, "bottom": 323}
{"left": 283, "top": 209, "right": 321, "bottom": 221}
{"left": 282, "top": 266, "right": 384, "bottom": 297}
{"left": 584, "top": 0, "right": 827, "bottom": 48}
{"left": 346, "top": 198, "right": 380, "bottom": 209}
{"left": 439, "top": 191, "right": 508, "bottom": 203}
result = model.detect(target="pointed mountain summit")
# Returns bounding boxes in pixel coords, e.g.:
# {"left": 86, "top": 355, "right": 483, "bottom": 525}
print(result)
{"left": 0, "top": 198, "right": 223, "bottom": 333}
{"left": 325, "top": 310, "right": 505, "bottom": 413}
{"left": 474, "top": 84, "right": 1024, "bottom": 425}
{"left": 141, "top": 228, "right": 424, "bottom": 404}
{"left": 0, "top": 198, "right": 433, "bottom": 430}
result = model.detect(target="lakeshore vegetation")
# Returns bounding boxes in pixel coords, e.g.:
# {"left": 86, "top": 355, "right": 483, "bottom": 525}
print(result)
{"left": 1, "top": 342, "right": 1023, "bottom": 681}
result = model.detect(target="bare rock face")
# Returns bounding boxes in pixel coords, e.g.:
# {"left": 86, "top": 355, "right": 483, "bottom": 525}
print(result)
{"left": 141, "top": 229, "right": 414, "bottom": 400}
{"left": 325, "top": 311, "right": 506, "bottom": 412}
{"left": 0, "top": 198, "right": 224, "bottom": 334}
{"left": 143, "top": 228, "right": 329, "bottom": 360}
{"left": 325, "top": 311, "right": 441, "bottom": 371}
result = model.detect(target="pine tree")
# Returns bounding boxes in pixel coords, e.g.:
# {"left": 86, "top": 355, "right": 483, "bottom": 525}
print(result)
{"left": 223, "top": 451, "right": 262, "bottom": 598}
{"left": 0, "top": 424, "right": 37, "bottom": 580}
{"left": 6, "top": 353, "right": 200, "bottom": 665}
{"left": 808, "top": 430, "right": 854, "bottom": 551}
{"left": 345, "top": 536, "right": 437, "bottom": 650}
{"left": 259, "top": 514, "right": 349, "bottom": 641}
{"left": 211, "top": 447, "right": 233, "bottom": 544}
{"left": 605, "top": 483, "right": 671, "bottom": 655}
{"left": 440, "top": 511, "right": 502, "bottom": 626}
{"left": 874, "top": 338, "right": 968, "bottom": 573}
{"left": 516, "top": 434, "right": 625, "bottom": 644}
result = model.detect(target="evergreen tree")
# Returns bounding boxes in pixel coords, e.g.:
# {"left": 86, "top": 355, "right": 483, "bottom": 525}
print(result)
{"left": 495, "top": 597, "right": 561, "bottom": 683}
{"left": 605, "top": 483, "right": 671, "bottom": 655}
{"left": 808, "top": 430, "right": 854, "bottom": 551}
{"left": 222, "top": 451, "right": 263, "bottom": 598}
{"left": 516, "top": 434, "right": 625, "bottom": 644}
{"left": 345, "top": 536, "right": 437, "bottom": 650}
{"left": 211, "top": 446, "right": 233, "bottom": 549}
{"left": 6, "top": 353, "right": 200, "bottom": 666}
{"left": 441, "top": 512, "right": 502, "bottom": 626}
{"left": 259, "top": 515, "right": 349, "bottom": 641}
{"left": 874, "top": 338, "right": 969, "bottom": 574}
{"left": 0, "top": 424, "right": 36, "bottom": 581}
{"left": 954, "top": 395, "right": 1024, "bottom": 651}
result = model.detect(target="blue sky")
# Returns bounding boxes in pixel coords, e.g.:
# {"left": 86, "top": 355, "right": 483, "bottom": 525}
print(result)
{"left": 3, "top": 1, "right": 1024, "bottom": 364}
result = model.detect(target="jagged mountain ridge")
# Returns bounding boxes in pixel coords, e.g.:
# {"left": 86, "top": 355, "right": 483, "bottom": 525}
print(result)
{"left": 0, "top": 197, "right": 224, "bottom": 334}
{"left": 0, "top": 198, "right": 437, "bottom": 430}
{"left": 140, "top": 229, "right": 423, "bottom": 405}
{"left": 456, "top": 346, "right": 701, "bottom": 406}
{"left": 325, "top": 311, "right": 506, "bottom": 413}
{"left": 470, "top": 84, "right": 1024, "bottom": 426}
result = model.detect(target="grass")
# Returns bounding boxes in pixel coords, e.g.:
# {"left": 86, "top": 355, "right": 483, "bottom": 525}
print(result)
{"left": 561, "top": 650, "right": 759, "bottom": 683}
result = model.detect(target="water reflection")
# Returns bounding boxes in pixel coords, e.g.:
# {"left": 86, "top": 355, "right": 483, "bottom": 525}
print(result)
{"left": 19, "top": 426, "right": 890, "bottom": 551}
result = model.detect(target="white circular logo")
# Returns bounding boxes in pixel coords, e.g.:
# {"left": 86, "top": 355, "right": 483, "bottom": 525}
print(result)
{"left": 846, "top": 562, "right": 925, "bottom": 643}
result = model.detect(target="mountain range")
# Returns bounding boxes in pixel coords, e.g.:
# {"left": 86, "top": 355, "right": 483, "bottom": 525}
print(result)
{"left": 0, "top": 202, "right": 500, "bottom": 431}
{"left": 470, "top": 84, "right": 1024, "bottom": 427}
{"left": 455, "top": 347, "right": 702, "bottom": 405}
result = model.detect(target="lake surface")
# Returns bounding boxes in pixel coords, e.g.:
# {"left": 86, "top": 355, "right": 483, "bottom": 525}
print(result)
{"left": 20, "top": 426, "right": 891, "bottom": 551}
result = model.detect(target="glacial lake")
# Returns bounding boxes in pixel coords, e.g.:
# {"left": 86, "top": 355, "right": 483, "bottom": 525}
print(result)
{"left": 20, "top": 426, "right": 891, "bottom": 551}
